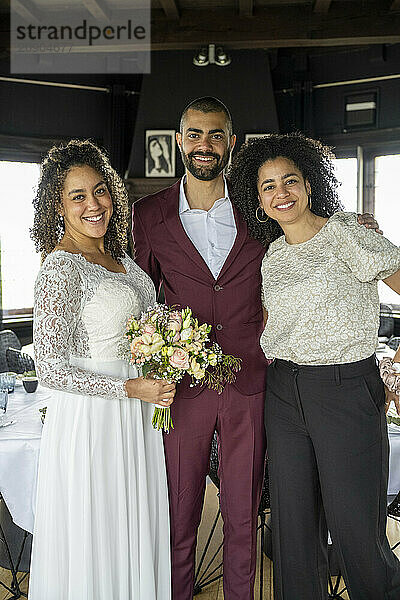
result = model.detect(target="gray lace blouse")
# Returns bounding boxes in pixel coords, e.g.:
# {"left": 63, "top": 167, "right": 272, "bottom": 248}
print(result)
{"left": 260, "top": 212, "right": 400, "bottom": 365}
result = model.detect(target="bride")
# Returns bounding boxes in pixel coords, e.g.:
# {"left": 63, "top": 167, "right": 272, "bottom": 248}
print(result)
{"left": 29, "top": 139, "right": 174, "bottom": 599}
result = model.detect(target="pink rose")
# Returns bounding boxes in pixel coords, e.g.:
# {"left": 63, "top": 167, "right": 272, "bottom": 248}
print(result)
{"left": 167, "top": 312, "right": 183, "bottom": 342}
{"left": 169, "top": 310, "right": 183, "bottom": 325}
{"left": 143, "top": 323, "right": 156, "bottom": 335}
{"left": 169, "top": 348, "right": 190, "bottom": 370}
{"left": 130, "top": 336, "right": 144, "bottom": 359}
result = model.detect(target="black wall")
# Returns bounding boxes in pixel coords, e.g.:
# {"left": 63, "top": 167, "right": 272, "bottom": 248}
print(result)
{"left": 0, "top": 69, "right": 142, "bottom": 173}
{"left": 2, "top": 79, "right": 108, "bottom": 138}
{"left": 1, "top": 43, "right": 400, "bottom": 172}
{"left": 127, "top": 49, "right": 279, "bottom": 178}
{"left": 271, "top": 44, "right": 400, "bottom": 140}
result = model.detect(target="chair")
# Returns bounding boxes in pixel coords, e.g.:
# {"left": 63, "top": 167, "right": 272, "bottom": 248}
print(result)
{"left": 388, "top": 491, "right": 400, "bottom": 556}
{"left": 0, "top": 330, "right": 21, "bottom": 373}
{"left": 0, "top": 495, "right": 32, "bottom": 597}
{"left": 194, "top": 431, "right": 271, "bottom": 598}
{"left": 388, "top": 491, "right": 400, "bottom": 518}
{"left": 327, "top": 491, "right": 400, "bottom": 598}
{"left": 195, "top": 434, "right": 373, "bottom": 599}
{"left": 379, "top": 304, "right": 395, "bottom": 342}
{"left": 5, "top": 348, "right": 35, "bottom": 375}
{"left": 387, "top": 337, "right": 400, "bottom": 352}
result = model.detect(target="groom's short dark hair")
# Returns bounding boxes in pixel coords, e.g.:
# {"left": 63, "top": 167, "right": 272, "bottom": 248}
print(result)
{"left": 180, "top": 96, "right": 233, "bottom": 135}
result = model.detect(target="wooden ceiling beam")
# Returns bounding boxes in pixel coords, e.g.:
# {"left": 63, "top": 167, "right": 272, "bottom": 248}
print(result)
{"left": 150, "top": 6, "right": 400, "bottom": 50}
{"left": 314, "top": 0, "right": 332, "bottom": 14}
{"left": 150, "top": 35, "right": 400, "bottom": 51}
{"left": 159, "top": 0, "right": 180, "bottom": 20}
{"left": 12, "top": 0, "right": 41, "bottom": 25}
{"left": 239, "top": 0, "right": 253, "bottom": 17}
{"left": 82, "top": 0, "right": 110, "bottom": 21}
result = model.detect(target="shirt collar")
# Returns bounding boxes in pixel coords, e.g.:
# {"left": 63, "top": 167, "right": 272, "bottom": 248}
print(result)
{"left": 179, "top": 175, "right": 230, "bottom": 215}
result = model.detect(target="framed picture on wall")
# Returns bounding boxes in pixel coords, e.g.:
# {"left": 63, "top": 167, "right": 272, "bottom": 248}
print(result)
{"left": 244, "top": 133, "right": 269, "bottom": 142}
{"left": 145, "top": 130, "right": 176, "bottom": 177}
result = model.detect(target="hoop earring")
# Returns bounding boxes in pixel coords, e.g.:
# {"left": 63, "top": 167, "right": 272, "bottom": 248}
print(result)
{"left": 308, "top": 195, "right": 312, "bottom": 210}
{"left": 256, "top": 206, "right": 269, "bottom": 223}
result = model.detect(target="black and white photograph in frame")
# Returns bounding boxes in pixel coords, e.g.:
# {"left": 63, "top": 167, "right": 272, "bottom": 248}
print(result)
{"left": 145, "top": 130, "right": 175, "bottom": 177}
{"left": 244, "top": 133, "right": 270, "bottom": 142}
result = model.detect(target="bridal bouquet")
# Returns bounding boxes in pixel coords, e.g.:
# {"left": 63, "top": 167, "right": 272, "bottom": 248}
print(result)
{"left": 126, "top": 304, "right": 242, "bottom": 432}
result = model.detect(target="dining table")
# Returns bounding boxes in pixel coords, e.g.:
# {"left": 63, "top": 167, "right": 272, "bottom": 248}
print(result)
{"left": 0, "top": 382, "right": 50, "bottom": 598}
{"left": 0, "top": 383, "right": 51, "bottom": 534}
{"left": 0, "top": 347, "right": 400, "bottom": 598}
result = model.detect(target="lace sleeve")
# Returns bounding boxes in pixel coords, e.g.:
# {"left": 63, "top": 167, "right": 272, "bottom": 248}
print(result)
{"left": 33, "top": 255, "right": 127, "bottom": 400}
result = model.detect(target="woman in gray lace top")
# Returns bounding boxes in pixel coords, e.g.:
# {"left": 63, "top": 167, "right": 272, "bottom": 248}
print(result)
{"left": 229, "top": 133, "right": 400, "bottom": 600}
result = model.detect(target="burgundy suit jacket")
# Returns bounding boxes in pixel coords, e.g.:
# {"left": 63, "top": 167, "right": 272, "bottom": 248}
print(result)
{"left": 132, "top": 180, "right": 268, "bottom": 398}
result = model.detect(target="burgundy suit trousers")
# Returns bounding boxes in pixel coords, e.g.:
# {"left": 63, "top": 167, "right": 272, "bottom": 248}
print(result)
{"left": 163, "top": 383, "right": 266, "bottom": 600}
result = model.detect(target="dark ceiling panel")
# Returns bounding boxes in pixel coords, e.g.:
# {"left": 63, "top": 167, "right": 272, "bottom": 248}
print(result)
{"left": 151, "top": 3, "right": 400, "bottom": 50}
{"left": 239, "top": 0, "right": 253, "bottom": 16}
{"left": 313, "top": 0, "right": 332, "bottom": 14}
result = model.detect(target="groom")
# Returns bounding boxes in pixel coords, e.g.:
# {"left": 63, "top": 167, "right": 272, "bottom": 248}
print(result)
{"left": 133, "top": 97, "right": 266, "bottom": 600}
{"left": 132, "top": 97, "right": 378, "bottom": 599}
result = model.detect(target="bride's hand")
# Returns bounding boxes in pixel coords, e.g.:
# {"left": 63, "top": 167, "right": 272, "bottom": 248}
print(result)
{"left": 125, "top": 377, "right": 176, "bottom": 407}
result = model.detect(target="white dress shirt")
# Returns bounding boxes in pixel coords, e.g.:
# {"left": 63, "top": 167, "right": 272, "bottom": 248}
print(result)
{"left": 179, "top": 176, "right": 237, "bottom": 279}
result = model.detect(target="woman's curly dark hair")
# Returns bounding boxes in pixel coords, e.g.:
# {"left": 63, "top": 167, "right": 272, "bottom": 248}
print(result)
{"left": 228, "top": 132, "right": 342, "bottom": 247}
{"left": 31, "top": 139, "right": 129, "bottom": 261}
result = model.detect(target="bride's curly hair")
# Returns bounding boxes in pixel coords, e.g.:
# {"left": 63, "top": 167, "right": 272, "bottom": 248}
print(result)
{"left": 31, "top": 139, "right": 129, "bottom": 261}
{"left": 228, "top": 132, "right": 342, "bottom": 247}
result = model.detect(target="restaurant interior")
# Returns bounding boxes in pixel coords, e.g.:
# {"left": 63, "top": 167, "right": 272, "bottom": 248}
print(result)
{"left": 0, "top": 0, "right": 400, "bottom": 598}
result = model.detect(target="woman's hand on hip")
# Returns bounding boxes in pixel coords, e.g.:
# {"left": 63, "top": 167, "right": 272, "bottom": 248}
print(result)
{"left": 125, "top": 377, "right": 176, "bottom": 407}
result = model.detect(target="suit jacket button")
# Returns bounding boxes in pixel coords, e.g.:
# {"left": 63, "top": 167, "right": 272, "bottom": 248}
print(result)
{"left": 216, "top": 324, "right": 223, "bottom": 331}
{"left": 214, "top": 284, "right": 222, "bottom": 291}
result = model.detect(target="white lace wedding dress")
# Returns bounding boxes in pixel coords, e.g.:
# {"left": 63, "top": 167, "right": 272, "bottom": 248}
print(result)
{"left": 28, "top": 251, "right": 171, "bottom": 600}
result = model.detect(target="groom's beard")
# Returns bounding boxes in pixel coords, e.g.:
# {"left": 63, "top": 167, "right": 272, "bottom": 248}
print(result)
{"left": 181, "top": 148, "right": 231, "bottom": 181}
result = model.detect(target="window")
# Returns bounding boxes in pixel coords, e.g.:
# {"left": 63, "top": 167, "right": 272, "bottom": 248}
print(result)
{"left": 374, "top": 154, "right": 400, "bottom": 304}
{"left": 374, "top": 154, "right": 400, "bottom": 247}
{"left": 332, "top": 141, "right": 400, "bottom": 306}
{"left": 333, "top": 157, "right": 358, "bottom": 212}
{"left": 0, "top": 161, "right": 41, "bottom": 317}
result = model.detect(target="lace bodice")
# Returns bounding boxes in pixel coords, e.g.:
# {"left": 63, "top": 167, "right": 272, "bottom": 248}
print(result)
{"left": 34, "top": 251, "right": 155, "bottom": 399}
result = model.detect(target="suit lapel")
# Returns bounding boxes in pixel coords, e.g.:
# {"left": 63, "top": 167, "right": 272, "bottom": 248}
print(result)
{"left": 160, "top": 180, "right": 249, "bottom": 282}
{"left": 160, "top": 180, "right": 215, "bottom": 281}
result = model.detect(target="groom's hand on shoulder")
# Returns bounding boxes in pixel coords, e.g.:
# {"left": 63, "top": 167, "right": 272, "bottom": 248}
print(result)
{"left": 357, "top": 213, "right": 383, "bottom": 234}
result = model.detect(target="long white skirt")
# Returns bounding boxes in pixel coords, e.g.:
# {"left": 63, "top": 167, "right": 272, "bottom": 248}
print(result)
{"left": 28, "top": 359, "right": 171, "bottom": 600}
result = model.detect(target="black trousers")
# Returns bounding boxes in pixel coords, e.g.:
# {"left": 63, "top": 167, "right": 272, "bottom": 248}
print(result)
{"left": 265, "top": 355, "right": 400, "bottom": 600}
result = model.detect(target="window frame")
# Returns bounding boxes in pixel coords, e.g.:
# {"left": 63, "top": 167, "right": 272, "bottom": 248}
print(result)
{"left": 326, "top": 130, "right": 400, "bottom": 215}
{"left": 0, "top": 151, "right": 43, "bottom": 327}
{"left": 0, "top": 135, "right": 88, "bottom": 327}
{"left": 330, "top": 134, "right": 400, "bottom": 310}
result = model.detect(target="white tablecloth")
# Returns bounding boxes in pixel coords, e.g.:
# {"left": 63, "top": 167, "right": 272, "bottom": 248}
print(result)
{"left": 0, "top": 380, "right": 399, "bottom": 535}
{"left": 389, "top": 423, "right": 400, "bottom": 496}
{"left": 0, "top": 384, "right": 51, "bottom": 533}
{"left": 376, "top": 345, "right": 400, "bottom": 495}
